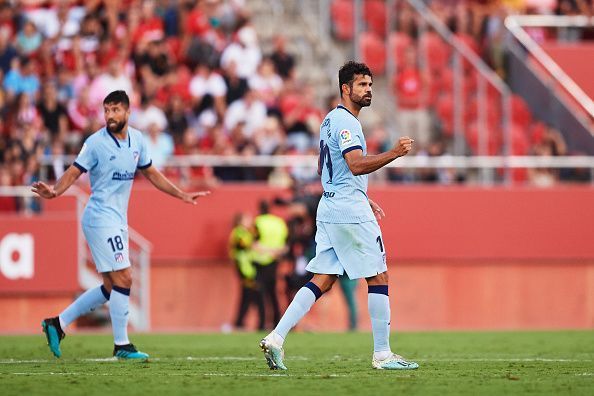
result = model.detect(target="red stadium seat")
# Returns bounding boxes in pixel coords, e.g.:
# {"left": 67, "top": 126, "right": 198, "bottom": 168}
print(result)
{"left": 331, "top": 0, "right": 354, "bottom": 41}
{"left": 511, "top": 95, "right": 532, "bottom": 129}
{"left": 510, "top": 122, "right": 530, "bottom": 155}
{"left": 455, "top": 33, "right": 480, "bottom": 72}
{"left": 360, "top": 31, "right": 386, "bottom": 75}
{"left": 420, "top": 31, "right": 450, "bottom": 73}
{"left": 529, "top": 121, "right": 547, "bottom": 145}
{"left": 435, "top": 94, "right": 454, "bottom": 137}
{"left": 388, "top": 31, "right": 412, "bottom": 70}
{"left": 364, "top": 0, "right": 387, "bottom": 37}
{"left": 465, "top": 122, "right": 502, "bottom": 155}
{"left": 438, "top": 69, "right": 475, "bottom": 101}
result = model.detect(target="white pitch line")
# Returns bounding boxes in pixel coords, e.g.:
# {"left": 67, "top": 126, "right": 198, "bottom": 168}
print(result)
{"left": 416, "top": 358, "right": 593, "bottom": 362}
{"left": 2, "top": 372, "right": 350, "bottom": 378}
{"left": 0, "top": 357, "right": 591, "bottom": 365}
{"left": 0, "top": 356, "right": 308, "bottom": 364}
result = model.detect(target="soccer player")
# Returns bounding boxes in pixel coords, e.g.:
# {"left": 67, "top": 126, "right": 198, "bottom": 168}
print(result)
{"left": 259, "top": 62, "right": 419, "bottom": 370}
{"left": 32, "top": 90, "right": 210, "bottom": 360}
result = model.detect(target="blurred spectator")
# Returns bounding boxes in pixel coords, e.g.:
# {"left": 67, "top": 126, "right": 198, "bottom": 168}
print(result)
{"left": 221, "top": 24, "right": 262, "bottom": 79}
{"left": 0, "top": 2, "right": 15, "bottom": 40}
{"left": 248, "top": 56, "right": 283, "bottom": 109}
{"left": 89, "top": 55, "right": 133, "bottom": 107}
{"left": 223, "top": 61, "right": 249, "bottom": 105}
{"left": 529, "top": 126, "right": 567, "bottom": 187}
{"left": 67, "top": 85, "right": 101, "bottom": 136}
{"left": 189, "top": 63, "right": 227, "bottom": 119}
{"left": 16, "top": 20, "right": 42, "bottom": 56}
{"left": 254, "top": 116, "right": 286, "bottom": 155}
{"left": 136, "top": 39, "right": 172, "bottom": 97}
{"left": 229, "top": 212, "right": 264, "bottom": 330}
{"left": 0, "top": 28, "right": 17, "bottom": 75}
{"left": 393, "top": 47, "right": 431, "bottom": 150}
{"left": 165, "top": 94, "right": 192, "bottom": 146}
{"left": 7, "top": 92, "right": 41, "bottom": 133}
{"left": 38, "top": 82, "right": 69, "bottom": 144}
{"left": 133, "top": 95, "right": 168, "bottom": 133}
{"left": 145, "top": 122, "right": 174, "bottom": 170}
{"left": 224, "top": 88, "right": 267, "bottom": 137}
{"left": 281, "top": 85, "right": 323, "bottom": 153}
{"left": 3, "top": 57, "right": 40, "bottom": 101}
{"left": 132, "top": 0, "right": 165, "bottom": 46}
{"left": 252, "top": 200, "right": 288, "bottom": 328}
{"left": 269, "top": 34, "right": 295, "bottom": 81}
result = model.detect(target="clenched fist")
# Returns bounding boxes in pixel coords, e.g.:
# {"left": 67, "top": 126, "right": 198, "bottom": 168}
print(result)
{"left": 392, "top": 136, "right": 414, "bottom": 157}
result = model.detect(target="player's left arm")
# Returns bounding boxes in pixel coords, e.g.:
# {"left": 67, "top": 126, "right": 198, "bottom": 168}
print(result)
{"left": 140, "top": 165, "right": 210, "bottom": 205}
{"left": 368, "top": 198, "right": 386, "bottom": 221}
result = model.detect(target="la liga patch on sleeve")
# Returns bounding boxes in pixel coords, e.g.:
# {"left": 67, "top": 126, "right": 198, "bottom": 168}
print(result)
{"left": 340, "top": 129, "right": 352, "bottom": 145}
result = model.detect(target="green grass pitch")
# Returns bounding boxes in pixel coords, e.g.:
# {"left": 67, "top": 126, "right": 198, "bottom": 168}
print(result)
{"left": 1, "top": 331, "right": 593, "bottom": 395}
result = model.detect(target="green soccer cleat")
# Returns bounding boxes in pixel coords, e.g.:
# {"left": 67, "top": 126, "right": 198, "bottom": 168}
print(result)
{"left": 113, "top": 343, "right": 149, "bottom": 360}
{"left": 42, "top": 317, "right": 65, "bottom": 358}
{"left": 259, "top": 336, "right": 287, "bottom": 370}
{"left": 372, "top": 353, "right": 419, "bottom": 370}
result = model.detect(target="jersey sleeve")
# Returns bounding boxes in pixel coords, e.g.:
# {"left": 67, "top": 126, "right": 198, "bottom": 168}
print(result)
{"left": 137, "top": 132, "right": 152, "bottom": 169}
{"left": 73, "top": 140, "right": 97, "bottom": 173}
{"left": 337, "top": 118, "right": 363, "bottom": 157}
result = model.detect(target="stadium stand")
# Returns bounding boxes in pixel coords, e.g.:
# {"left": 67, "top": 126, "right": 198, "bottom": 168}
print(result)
{"left": 0, "top": 0, "right": 592, "bottom": 196}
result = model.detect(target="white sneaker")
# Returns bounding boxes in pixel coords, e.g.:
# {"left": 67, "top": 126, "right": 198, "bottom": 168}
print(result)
{"left": 259, "top": 334, "right": 287, "bottom": 370}
{"left": 372, "top": 353, "right": 419, "bottom": 370}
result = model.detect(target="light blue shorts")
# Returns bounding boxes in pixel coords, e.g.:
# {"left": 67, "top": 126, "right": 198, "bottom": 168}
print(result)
{"left": 83, "top": 226, "right": 131, "bottom": 273}
{"left": 306, "top": 221, "right": 387, "bottom": 279}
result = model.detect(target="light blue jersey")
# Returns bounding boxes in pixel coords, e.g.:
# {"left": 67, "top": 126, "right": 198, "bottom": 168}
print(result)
{"left": 316, "top": 105, "right": 375, "bottom": 224}
{"left": 74, "top": 127, "right": 152, "bottom": 228}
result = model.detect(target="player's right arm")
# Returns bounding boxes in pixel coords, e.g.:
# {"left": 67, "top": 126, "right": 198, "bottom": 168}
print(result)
{"left": 31, "top": 165, "right": 83, "bottom": 199}
{"left": 344, "top": 136, "right": 414, "bottom": 176}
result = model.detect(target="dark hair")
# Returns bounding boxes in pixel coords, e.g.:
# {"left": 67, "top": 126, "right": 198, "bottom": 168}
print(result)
{"left": 103, "top": 90, "right": 130, "bottom": 109}
{"left": 259, "top": 200, "right": 269, "bottom": 215}
{"left": 338, "top": 61, "right": 372, "bottom": 97}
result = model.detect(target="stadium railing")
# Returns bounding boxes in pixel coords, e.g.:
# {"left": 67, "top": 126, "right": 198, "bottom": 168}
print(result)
{"left": 38, "top": 154, "right": 594, "bottom": 185}
{"left": 505, "top": 15, "right": 594, "bottom": 154}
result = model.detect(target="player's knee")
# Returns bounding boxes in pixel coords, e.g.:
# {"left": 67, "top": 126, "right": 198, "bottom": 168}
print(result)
{"left": 313, "top": 275, "right": 337, "bottom": 294}
{"left": 366, "top": 271, "right": 389, "bottom": 285}
{"left": 111, "top": 269, "right": 133, "bottom": 289}
{"left": 320, "top": 281, "right": 334, "bottom": 293}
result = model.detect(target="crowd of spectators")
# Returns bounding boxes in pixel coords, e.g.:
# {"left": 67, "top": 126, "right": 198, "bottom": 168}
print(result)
{"left": 0, "top": 0, "right": 329, "bottom": 198}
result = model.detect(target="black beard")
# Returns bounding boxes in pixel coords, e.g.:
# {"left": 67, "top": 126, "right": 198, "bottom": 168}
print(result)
{"left": 107, "top": 120, "right": 127, "bottom": 134}
{"left": 350, "top": 94, "right": 372, "bottom": 108}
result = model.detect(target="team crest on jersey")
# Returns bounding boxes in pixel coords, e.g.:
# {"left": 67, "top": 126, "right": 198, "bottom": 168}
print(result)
{"left": 114, "top": 252, "right": 124, "bottom": 263}
{"left": 133, "top": 151, "right": 139, "bottom": 164}
{"left": 340, "top": 129, "right": 352, "bottom": 145}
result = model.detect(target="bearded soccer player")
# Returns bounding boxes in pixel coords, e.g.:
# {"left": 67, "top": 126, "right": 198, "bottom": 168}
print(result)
{"left": 33, "top": 90, "right": 210, "bottom": 360}
{"left": 260, "top": 62, "right": 418, "bottom": 370}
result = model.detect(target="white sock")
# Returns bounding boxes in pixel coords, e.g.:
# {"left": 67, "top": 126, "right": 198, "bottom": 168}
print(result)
{"left": 59, "top": 285, "right": 110, "bottom": 329}
{"left": 273, "top": 282, "right": 322, "bottom": 343}
{"left": 368, "top": 285, "right": 391, "bottom": 358}
{"left": 110, "top": 286, "right": 131, "bottom": 345}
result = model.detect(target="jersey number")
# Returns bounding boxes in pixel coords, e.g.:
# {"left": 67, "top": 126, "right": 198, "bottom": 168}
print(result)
{"left": 107, "top": 236, "right": 124, "bottom": 252}
{"left": 376, "top": 236, "right": 384, "bottom": 252}
{"left": 319, "top": 140, "right": 333, "bottom": 184}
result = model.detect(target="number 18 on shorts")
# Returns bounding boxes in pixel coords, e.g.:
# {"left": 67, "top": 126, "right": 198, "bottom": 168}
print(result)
{"left": 83, "top": 226, "right": 131, "bottom": 273}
